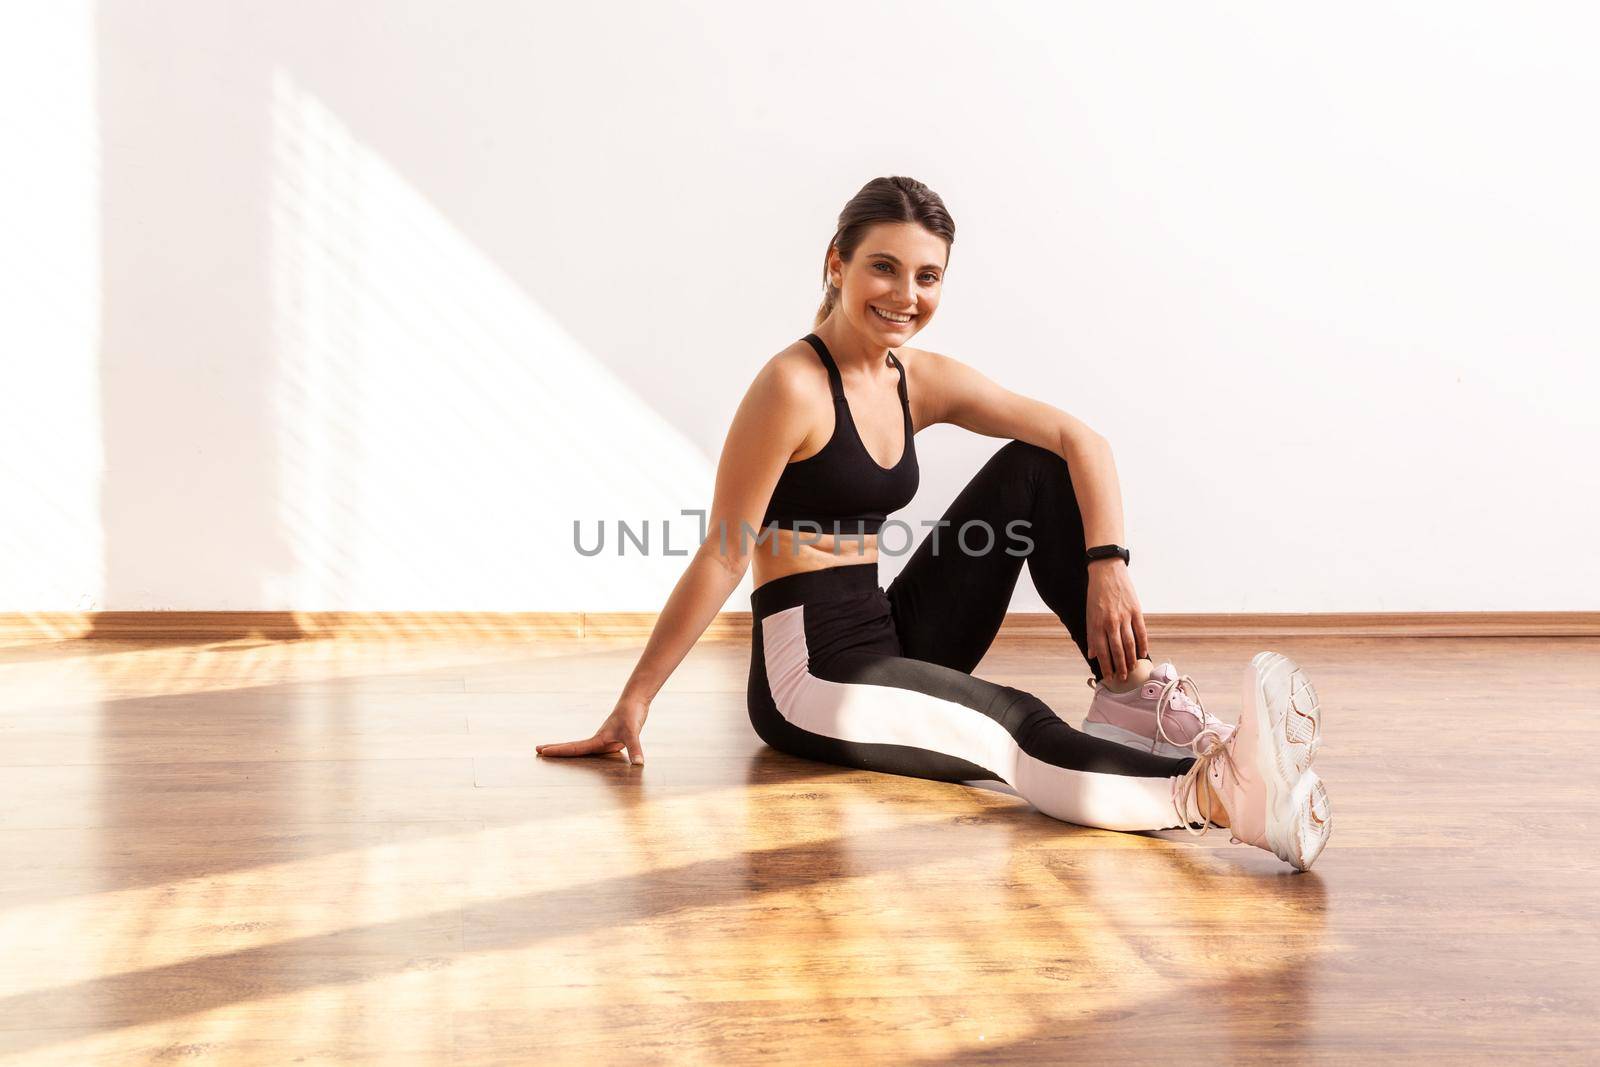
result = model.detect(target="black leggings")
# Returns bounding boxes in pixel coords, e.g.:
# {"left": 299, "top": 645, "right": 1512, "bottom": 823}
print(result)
{"left": 747, "top": 440, "right": 1197, "bottom": 831}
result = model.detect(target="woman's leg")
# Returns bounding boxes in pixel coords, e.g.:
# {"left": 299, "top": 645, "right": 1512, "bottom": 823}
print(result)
{"left": 887, "top": 439, "right": 1135, "bottom": 683}
{"left": 749, "top": 585, "right": 1198, "bottom": 832}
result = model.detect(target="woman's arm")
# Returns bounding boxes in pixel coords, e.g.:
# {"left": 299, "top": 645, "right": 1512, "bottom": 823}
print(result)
{"left": 536, "top": 357, "right": 815, "bottom": 763}
{"left": 618, "top": 359, "right": 816, "bottom": 702}
{"left": 912, "top": 348, "right": 1148, "bottom": 681}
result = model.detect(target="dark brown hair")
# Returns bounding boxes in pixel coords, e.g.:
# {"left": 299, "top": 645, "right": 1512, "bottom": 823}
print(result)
{"left": 814, "top": 176, "right": 955, "bottom": 330}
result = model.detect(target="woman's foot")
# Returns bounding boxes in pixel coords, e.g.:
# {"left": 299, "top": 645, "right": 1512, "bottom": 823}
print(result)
{"left": 1083, "top": 661, "right": 1237, "bottom": 758}
{"left": 1170, "top": 652, "right": 1331, "bottom": 871}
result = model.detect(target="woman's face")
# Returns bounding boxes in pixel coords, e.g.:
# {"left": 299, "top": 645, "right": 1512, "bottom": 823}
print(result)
{"left": 828, "top": 221, "right": 948, "bottom": 344}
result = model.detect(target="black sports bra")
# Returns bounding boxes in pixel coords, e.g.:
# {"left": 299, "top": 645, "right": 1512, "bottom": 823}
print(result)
{"left": 761, "top": 333, "right": 919, "bottom": 536}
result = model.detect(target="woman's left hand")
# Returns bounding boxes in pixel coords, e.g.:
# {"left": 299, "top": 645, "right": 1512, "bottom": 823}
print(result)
{"left": 1085, "top": 560, "right": 1149, "bottom": 682}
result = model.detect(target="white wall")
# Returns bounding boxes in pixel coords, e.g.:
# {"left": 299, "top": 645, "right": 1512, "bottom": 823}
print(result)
{"left": 3, "top": 1, "right": 1596, "bottom": 614}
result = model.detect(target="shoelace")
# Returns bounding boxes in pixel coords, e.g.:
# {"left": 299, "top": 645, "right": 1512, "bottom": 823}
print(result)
{"left": 1152, "top": 673, "right": 1211, "bottom": 754}
{"left": 1085, "top": 671, "right": 1217, "bottom": 754}
{"left": 1170, "top": 724, "right": 1244, "bottom": 842}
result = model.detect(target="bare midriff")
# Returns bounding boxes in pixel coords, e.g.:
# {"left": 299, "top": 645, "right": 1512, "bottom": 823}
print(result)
{"left": 749, "top": 528, "right": 880, "bottom": 590}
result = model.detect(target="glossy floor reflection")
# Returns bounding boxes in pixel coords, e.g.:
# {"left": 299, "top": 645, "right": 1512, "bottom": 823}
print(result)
{"left": 0, "top": 632, "right": 1595, "bottom": 1062}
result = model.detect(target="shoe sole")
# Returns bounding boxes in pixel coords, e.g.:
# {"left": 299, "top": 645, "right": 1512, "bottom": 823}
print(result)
{"left": 1247, "top": 651, "right": 1332, "bottom": 871}
{"left": 1080, "top": 718, "right": 1194, "bottom": 760}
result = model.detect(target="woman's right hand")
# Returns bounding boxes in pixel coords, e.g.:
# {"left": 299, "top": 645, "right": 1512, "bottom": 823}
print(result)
{"left": 536, "top": 696, "right": 650, "bottom": 765}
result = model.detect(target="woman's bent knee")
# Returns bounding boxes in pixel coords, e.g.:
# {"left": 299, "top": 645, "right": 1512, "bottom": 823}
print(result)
{"left": 994, "top": 439, "right": 1070, "bottom": 479}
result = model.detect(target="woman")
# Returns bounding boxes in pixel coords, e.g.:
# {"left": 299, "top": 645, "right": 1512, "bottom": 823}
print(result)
{"left": 538, "top": 176, "right": 1331, "bottom": 871}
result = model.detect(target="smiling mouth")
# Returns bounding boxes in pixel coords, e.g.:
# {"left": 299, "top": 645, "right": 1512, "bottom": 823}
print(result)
{"left": 871, "top": 305, "right": 916, "bottom": 325}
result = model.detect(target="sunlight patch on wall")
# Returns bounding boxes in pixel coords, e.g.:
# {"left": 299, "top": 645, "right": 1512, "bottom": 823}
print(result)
{"left": 268, "top": 70, "right": 713, "bottom": 611}
{"left": 0, "top": 4, "right": 102, "bottom": 611}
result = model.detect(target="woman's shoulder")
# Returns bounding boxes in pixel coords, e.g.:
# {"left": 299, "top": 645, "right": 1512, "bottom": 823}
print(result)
{"left": 891, "top": 343, "right": 950, "bottom": 383}
{"left": 753, "top": 338, "right": 832, "bottom": 400}
{"left": 729, "top": 341, "right": 833, "bottom": 437}
{"left": 894, "top": 343, "right": 952, "bottom": 365}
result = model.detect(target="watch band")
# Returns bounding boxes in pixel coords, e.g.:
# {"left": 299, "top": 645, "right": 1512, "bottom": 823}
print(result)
{"left": 1085, "top": 544, "right": 1131, "bottom": 566}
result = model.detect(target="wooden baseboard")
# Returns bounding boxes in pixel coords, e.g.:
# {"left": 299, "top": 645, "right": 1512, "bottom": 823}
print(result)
{"left": 999, "top": 612, "right": 1600, "bottom": 638}
{"left": 2, "top": 610, "right": 1596, "bottom": 643}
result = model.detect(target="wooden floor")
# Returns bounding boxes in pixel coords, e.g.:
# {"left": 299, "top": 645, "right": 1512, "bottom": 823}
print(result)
{"left": 1, "top": 631, "right": 1595, "bottom": 1064}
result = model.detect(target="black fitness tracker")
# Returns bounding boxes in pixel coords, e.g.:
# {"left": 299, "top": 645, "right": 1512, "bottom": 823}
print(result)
{"left": 1085, "top": 544, "right": 1131, "bottom": 566}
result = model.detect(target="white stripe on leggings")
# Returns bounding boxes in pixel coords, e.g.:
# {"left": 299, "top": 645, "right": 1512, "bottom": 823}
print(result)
{"left": 761, "top": 604, "right": 1181, "bottom": 832}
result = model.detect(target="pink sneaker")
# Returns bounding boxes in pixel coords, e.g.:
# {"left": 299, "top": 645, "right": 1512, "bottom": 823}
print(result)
{"left": 1171, "top": 651, "right": 1331, "bottom": 871}
{"left": 1082, "top": 661, "right": 1236, "bottom": 758}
